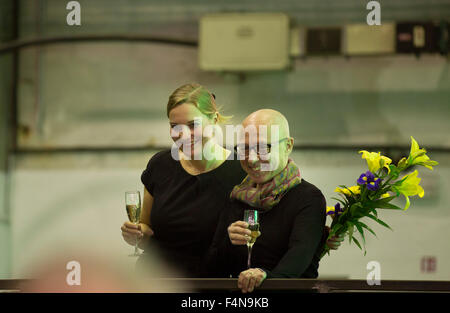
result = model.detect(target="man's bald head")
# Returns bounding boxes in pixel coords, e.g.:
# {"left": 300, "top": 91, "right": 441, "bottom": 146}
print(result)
{"left": 242, "top": 109, "right": 290, "bottom": 139}
{"left": 238, "top": 109, "right": 294, "bottom": 184}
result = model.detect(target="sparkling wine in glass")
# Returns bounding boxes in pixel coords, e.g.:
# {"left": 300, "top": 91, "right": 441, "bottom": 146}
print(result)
{"left": 125, "top": 191, "right": 142, "bottom": 257}
{"left": 244, "top": 209, "right": 260, "bottom": 269}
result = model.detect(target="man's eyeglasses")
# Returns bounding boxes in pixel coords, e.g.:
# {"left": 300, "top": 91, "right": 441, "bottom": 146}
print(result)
{"left": 234, "top": 138, "right": 288, "bottom": 158}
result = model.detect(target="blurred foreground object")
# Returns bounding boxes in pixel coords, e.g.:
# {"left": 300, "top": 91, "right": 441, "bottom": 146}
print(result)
{"left": 20, "top": 249, "right": 194, "bottom": 293}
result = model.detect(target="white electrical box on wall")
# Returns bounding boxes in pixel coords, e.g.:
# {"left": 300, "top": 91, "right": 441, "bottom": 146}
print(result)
{"left": 343, "top": 23, "right": 396, "bottom": 55}
{"left": 199, "top": 13, "right": 290, "bottom": 71}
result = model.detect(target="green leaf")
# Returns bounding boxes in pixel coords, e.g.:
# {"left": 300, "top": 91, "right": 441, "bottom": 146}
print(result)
{"left": 377, "top": 196, "right": 396, "bottom": 203}
{"left": 339, "top": 185, "right": 358, "bottom": 198}
{"left": 337, "top": 193, "right": 348, "bottom": 201}
{"left": 366, "top": 214, "right": 393, "bottom": 231}
{"left": 331, "top": 197, "right": 348, "bottom": 207}
{"left": 358, "top": 221, "right": 377, "bottom": 238}
{"left": 365, "top": 199, "right": 403, "bottom": 211}
{"left": 329, "top": 223, "right": 343, "bottom": 238}
{"left": 352, "top": 236, "right": 364, "bottom": 254}
{"left": 376, "top": 202, "right": 403, "bottom": 210}
{"left": 353, "top": 221, "right": 366, "bottom": 248}
{"left": 347, "top": 221, "right": 354, "bottom": 244}
{"left": 393, "top": 175, "right": 408, "bottom": 186}
{"left": 349, "top": 203, "right": 362, "bottom": 216}
{"left": 388, "top": 165, "right": 400, "bottom": 179}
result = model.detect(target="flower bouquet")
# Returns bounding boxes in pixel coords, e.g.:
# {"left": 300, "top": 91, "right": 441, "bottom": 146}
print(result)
{"left": 320, "top": 136, "right": 439, "bottom": 258}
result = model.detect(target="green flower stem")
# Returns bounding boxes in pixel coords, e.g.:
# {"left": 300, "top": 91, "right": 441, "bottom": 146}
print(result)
{"left": 376, "top": 168, "right": 384, "bottom": 178}
{"left": 320, "top": 246, "right": 330, "bottom": 259}
{"left": 379, "top": 175, "right": 395, "bottom": 190}
{"left": 360, "top": 185, "right": 368, "bottom": 202}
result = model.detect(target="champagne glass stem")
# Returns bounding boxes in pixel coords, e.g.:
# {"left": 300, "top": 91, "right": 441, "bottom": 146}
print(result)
{"left": 133, "top": 222, "right": 141, "bottom": 256}
{"left": 247, "top": 245, "right": 252, "bottom": 269}
{"left": 134, "top": 237, "right": 139, "bottom": 256}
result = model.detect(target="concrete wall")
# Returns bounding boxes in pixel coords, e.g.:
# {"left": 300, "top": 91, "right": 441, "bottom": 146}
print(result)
{"left": 0, "top": 0, "right": 13, "bottom": 279}
{"left": 15, "top": 44, "right": 450, "bottom": 149}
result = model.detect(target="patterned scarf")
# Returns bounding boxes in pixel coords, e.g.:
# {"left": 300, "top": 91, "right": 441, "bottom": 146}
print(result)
{"left": 230, "top": 158, "right": 302, "bottom": 211}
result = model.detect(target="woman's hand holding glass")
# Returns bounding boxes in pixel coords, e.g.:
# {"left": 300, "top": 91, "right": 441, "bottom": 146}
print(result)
{"left": 121, "top": 222, "right": 153, "bottom": 248}
{"left": 123, "top": 190, "right": 156, "bottom": 256}
{"left": 121, "top": 221, "right": 142, "bottom": 246}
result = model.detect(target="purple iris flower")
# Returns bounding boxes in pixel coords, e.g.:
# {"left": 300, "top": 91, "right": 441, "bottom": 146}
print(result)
{"left": 335, "top": 203, "right": 344, "bottom": 215}
{"left": 357, "top": 171, "right": 375, "bottom": 185}
{"left": 357, "top": 170, "right": 381, "bottom": 191}
{"left": 367, "top": 178, "right": 381, "bottom": 191}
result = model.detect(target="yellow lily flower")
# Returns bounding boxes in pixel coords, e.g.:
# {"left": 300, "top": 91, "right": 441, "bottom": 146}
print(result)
{"left": 359, "top": 150, "right": 392, "bottom": 173}
{"left": 335, "top": 185, "right": 361, "bottom": 196}
{"left": 407, "top": 136, "right": 439, "bottom": 170}
{"left": 380, "top": 192, "right": 391, "bottom": 199}
{"left": 392, "top": 170, "right": 424, "bottom": 210}
{"left": 409, "top": 136, "right": 427, "bottom": 160}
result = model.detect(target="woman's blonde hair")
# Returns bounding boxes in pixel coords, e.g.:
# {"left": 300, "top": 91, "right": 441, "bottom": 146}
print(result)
{"left": 167, "top": 83, "right": 231, "bottom": 124}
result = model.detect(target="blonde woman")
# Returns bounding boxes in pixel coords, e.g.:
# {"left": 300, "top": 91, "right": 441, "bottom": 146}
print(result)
{"left": 121, "top": 83, "right": 246, "bottom": 277}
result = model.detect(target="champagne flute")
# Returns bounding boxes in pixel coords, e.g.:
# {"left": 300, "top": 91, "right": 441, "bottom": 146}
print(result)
{"left": 125, "top": 191, "right": 142, "bottom": 257}
{"left": 244, "top": 209, "right": 260, "bottom": 269}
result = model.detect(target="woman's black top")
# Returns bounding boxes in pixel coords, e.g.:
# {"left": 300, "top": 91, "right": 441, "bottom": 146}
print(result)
{"left": 211, "top": 179, "right": 327, "bottom": 278}
{"left": 138, "top": 149, "right": 246, "bottom": 277}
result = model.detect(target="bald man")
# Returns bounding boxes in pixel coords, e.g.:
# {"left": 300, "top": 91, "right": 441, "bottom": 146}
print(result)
{"left": 237, "top": 109, "right": 293, "bottom": 182}
{"left": 211, "top": 109, "right": 329, "bottom": 293}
